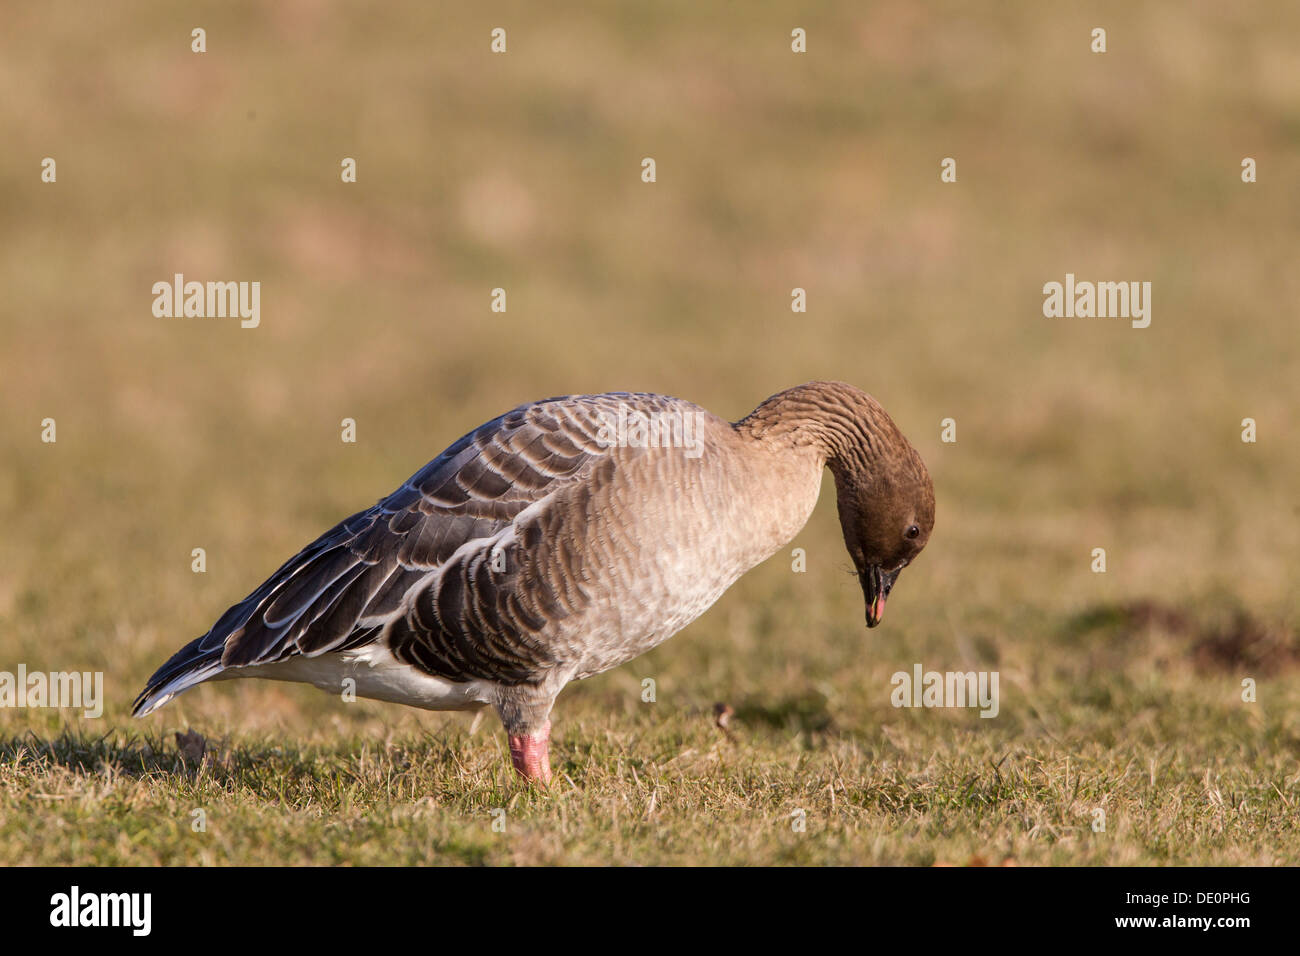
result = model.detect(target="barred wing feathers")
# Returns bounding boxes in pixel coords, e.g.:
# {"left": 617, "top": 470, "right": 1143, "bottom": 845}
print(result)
{"left": 130, "top": 394, "right": 673, "bottom": 716}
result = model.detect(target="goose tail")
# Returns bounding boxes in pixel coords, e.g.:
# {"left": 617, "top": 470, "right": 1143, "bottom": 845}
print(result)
{"left": 132, "top": 637, "right": 227, "bottom": 717}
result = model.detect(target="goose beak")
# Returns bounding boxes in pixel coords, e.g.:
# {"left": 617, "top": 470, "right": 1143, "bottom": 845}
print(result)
{"left": 862, "top": 566, "right": 902, "bottom": 628}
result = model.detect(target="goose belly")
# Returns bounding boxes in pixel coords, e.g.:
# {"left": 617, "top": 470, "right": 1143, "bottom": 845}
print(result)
{"left": 226, "top": 645, "right": 492, "bottom": 711}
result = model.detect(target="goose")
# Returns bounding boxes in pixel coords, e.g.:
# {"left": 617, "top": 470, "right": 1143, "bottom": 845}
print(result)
{"left": 134, "top": 381, "right": 935, "bottom": 783}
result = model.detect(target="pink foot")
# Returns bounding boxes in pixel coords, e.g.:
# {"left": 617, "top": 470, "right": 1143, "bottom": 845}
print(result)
{"left": 508, "top": 720, "right": 552, "bottom": 784}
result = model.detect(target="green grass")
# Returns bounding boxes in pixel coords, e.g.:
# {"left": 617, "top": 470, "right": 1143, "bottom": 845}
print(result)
{"left": 2, "top": 1, "right": 1298, "bottom": 864}
{"left": 2, "top": 597, "right": 1298, "bottom": 865}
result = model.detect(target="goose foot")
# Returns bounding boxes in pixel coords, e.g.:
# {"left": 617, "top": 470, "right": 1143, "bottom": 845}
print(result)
{"left": 508, "top": 720, "right": 552, "bottom": 784}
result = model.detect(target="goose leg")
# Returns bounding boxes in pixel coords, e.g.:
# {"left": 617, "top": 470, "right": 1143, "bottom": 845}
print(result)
{"left": 507, "top": 719, "right": 552, "bottom": 783}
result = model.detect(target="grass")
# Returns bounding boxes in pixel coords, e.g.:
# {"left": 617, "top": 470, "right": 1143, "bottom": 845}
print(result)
{"left": 3, "top": 597, "right": 1298, "bottom": 865}
{"left": 2, "top": 1, "right": 1299, "bottom": 864}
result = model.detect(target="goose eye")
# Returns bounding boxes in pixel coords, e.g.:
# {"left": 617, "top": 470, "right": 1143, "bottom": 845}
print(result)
{"left": 905, "top": 524, "right": 920, "bottom": 540}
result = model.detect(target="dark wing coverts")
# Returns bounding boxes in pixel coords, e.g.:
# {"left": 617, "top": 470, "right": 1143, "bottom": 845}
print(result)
{"left": 133, "top": 396, "right": 635, "bottom": 713}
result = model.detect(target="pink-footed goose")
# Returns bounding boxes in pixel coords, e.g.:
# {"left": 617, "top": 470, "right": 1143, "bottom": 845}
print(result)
{"left": 134, "top": 382, "right": 935, "bottom": 783}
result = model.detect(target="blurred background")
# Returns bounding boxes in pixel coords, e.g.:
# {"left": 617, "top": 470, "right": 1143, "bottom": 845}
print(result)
{"left": 0, "top": 2, "right": 1297, "bottom": 863}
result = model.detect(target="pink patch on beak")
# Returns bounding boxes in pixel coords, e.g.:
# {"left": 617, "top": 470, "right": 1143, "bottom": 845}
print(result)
{"left": 872, "top": 593, "right": 886, "bottom": 623}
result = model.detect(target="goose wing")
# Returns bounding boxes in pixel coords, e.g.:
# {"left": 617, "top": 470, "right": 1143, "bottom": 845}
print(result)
{"left": 133, "top": 394, "right": 665, "bottom": 714}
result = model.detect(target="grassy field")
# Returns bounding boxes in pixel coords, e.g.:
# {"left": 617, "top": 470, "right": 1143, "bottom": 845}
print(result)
{"left": 1, "top": 2, "right": 1298, "bottom": 865}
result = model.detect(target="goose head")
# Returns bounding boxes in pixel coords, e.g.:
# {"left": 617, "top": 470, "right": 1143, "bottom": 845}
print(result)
{"left": 827, "top": 406, "right": 935, "bottom": 629}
